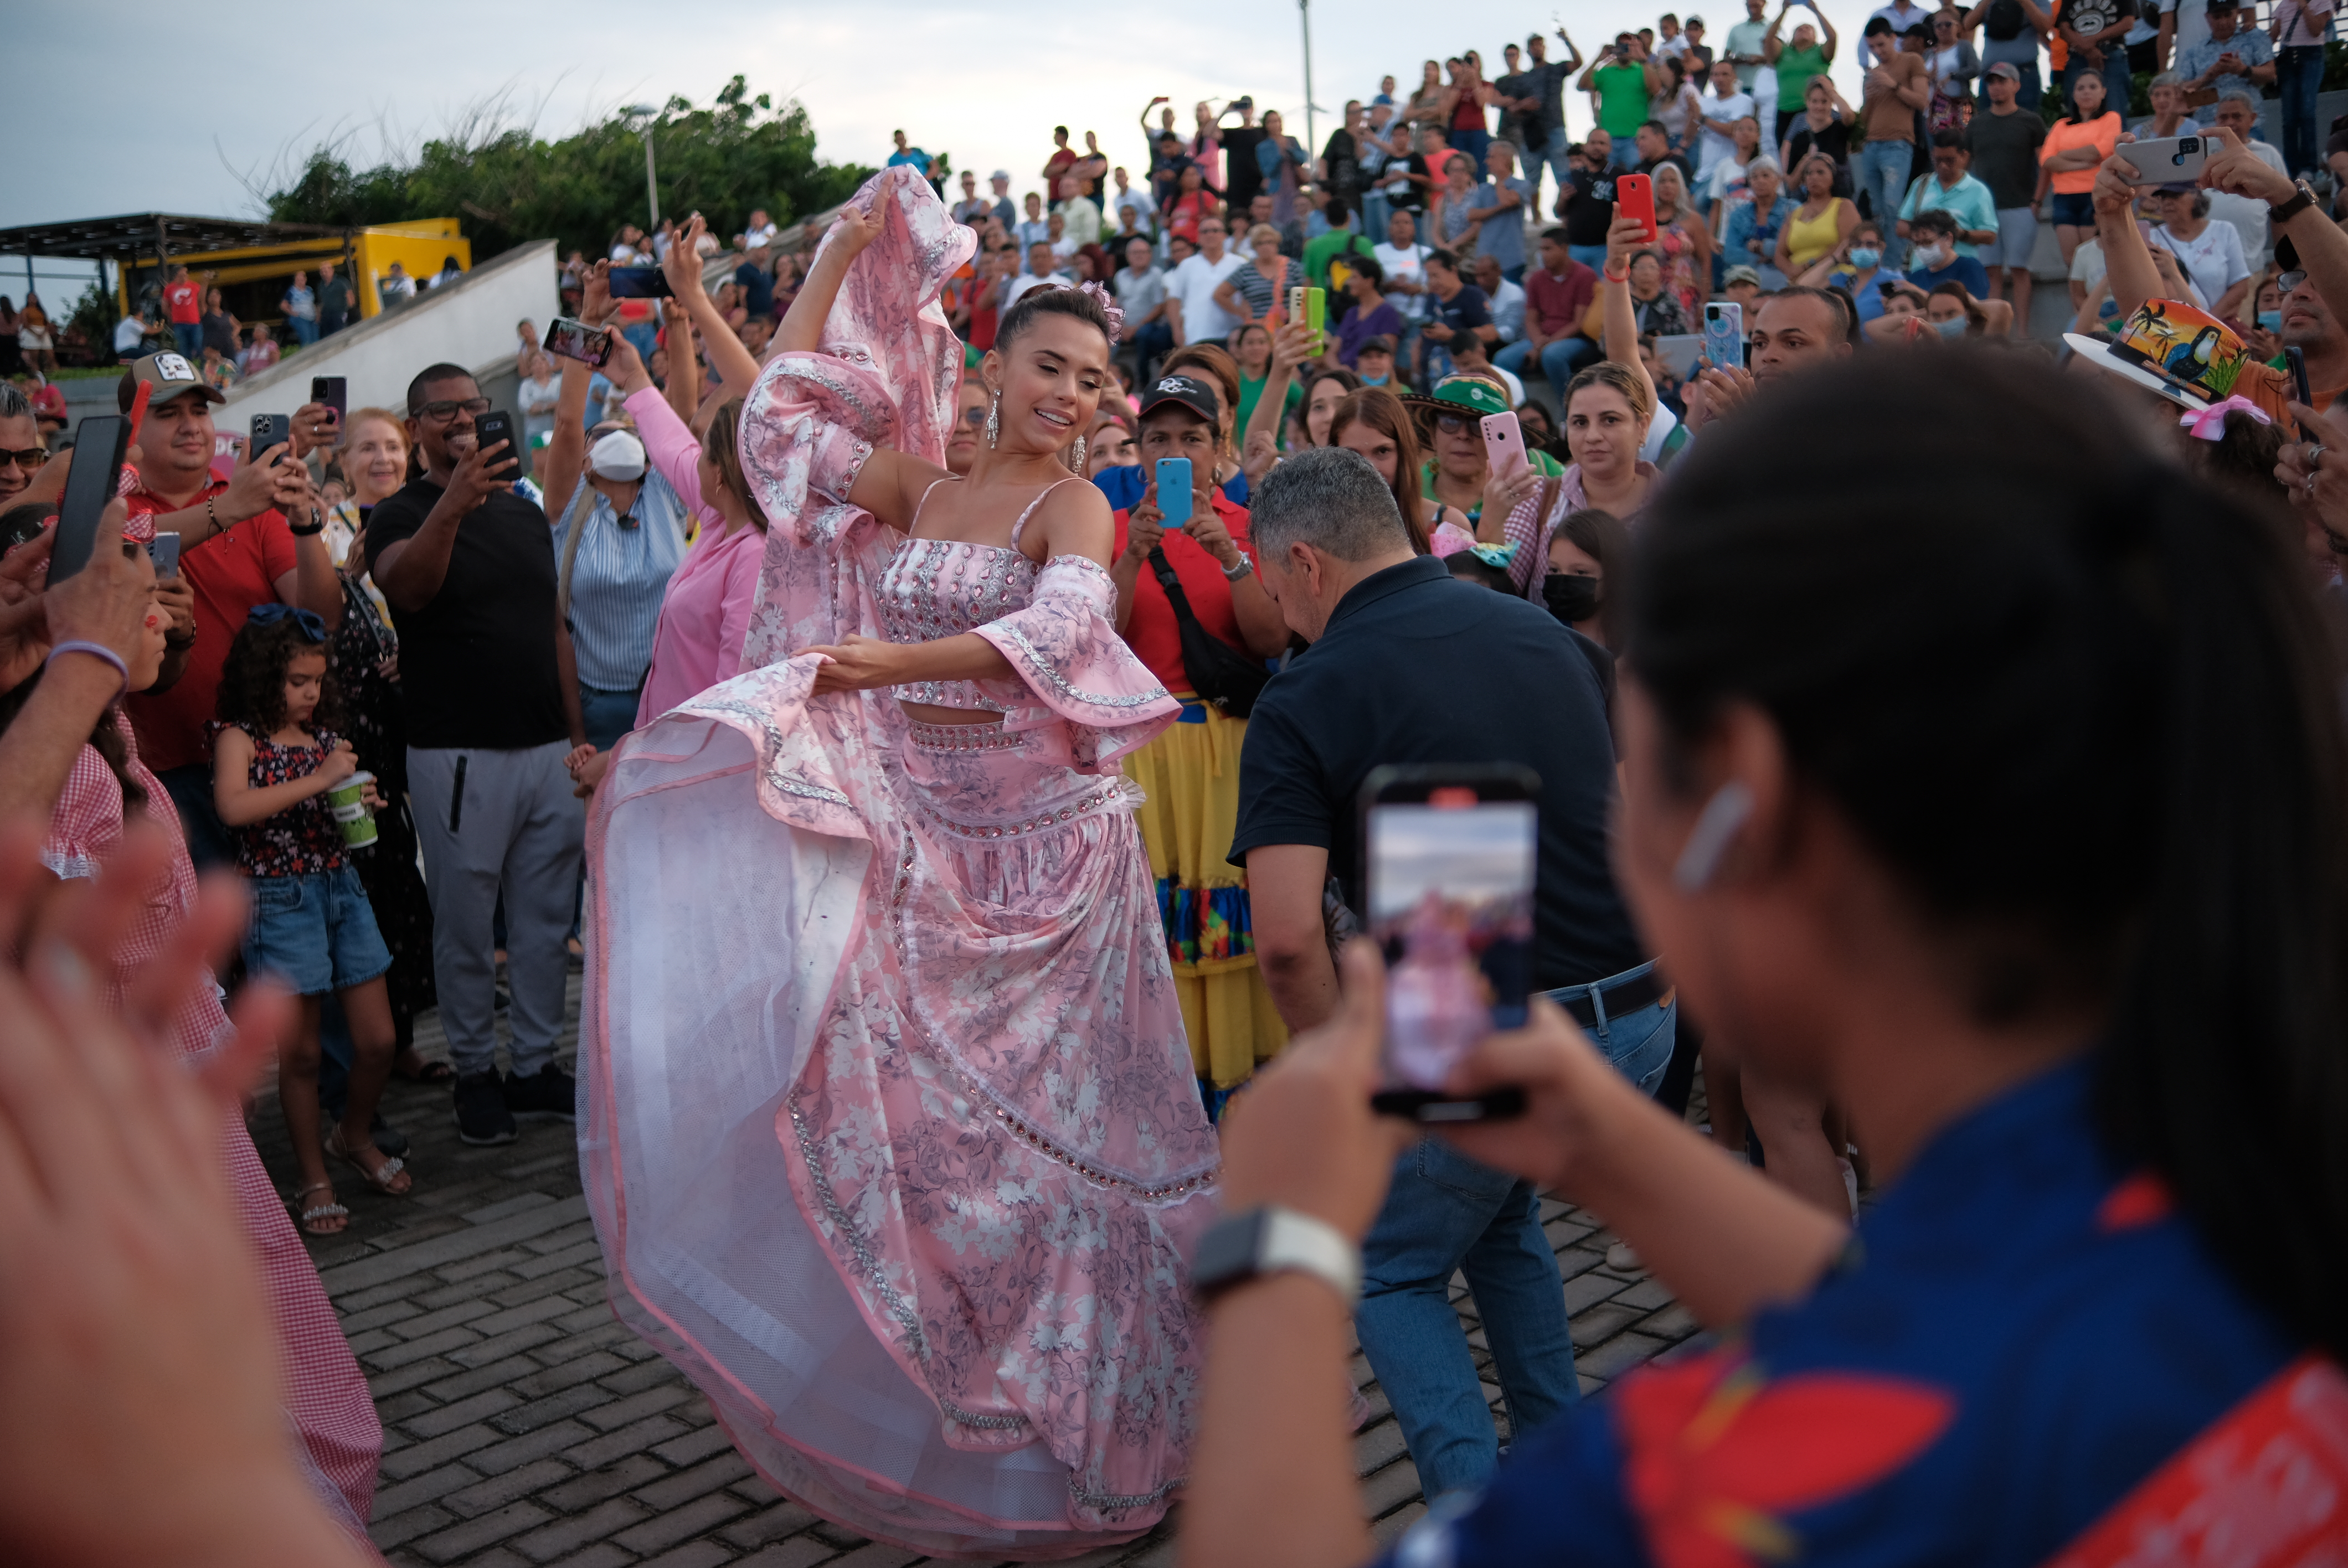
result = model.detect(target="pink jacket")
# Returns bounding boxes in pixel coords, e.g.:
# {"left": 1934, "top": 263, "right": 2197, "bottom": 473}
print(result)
{"left": 628, "top": 386, "right": 766, "bottom": 725}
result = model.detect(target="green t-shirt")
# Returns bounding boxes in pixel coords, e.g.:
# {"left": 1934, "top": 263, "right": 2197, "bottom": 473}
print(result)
{"left": 1775, "top": 43, "right": 1832, "bottom": 112}
{"left": 1239, "top": 372, "right": 1304, "bottom": 441}
{"left": 1302, "top": 229, "right": 1377, "bottom": 288}
{"left": 1594, "top": 62, "right": 1652, "bottom": 139}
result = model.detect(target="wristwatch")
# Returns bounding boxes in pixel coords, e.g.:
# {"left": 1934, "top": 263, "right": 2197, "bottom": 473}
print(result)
{"left": 289, "top": 507, "right": 326, "bottom": 537}
{"left": 2270, "top": 180, "right": 2319, "bottom": 225}
{"left": 1222, "top": 553, "right": 1255, "bottom": 581}
{"left": 1190, "top": 1205, "right": 1361, "bottom": 1307}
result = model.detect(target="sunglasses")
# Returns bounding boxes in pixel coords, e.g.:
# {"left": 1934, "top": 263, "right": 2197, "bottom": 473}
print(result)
{"left": 414, "top": 396, "right": 490, "bottom": 421}
{"left": 960, "top": 407, "right": 988, "bottom": 427}
{"left": 1, "top": 446, "right": 47, "bottom": 471}
{"left": 1434, "top": 414, "right": 1476, "bottom": 434}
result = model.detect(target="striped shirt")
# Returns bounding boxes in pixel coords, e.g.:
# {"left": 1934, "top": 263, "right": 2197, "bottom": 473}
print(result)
{"left": 553, "top": 467, "right": 688, "bottom": 693}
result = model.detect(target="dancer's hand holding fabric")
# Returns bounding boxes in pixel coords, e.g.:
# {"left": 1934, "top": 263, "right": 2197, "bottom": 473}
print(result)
{"left": 0, "top": 820, "right": 368, "bottom": 1567}
{"left": 805, "top": 632, "right": 910, "bottom": 693}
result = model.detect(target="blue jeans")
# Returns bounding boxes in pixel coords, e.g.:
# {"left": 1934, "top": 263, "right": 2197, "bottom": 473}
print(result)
{"left": 1495, "top": 334, "right": 1600, "bottom": 388}
{"left": 1608, "top": 137, "right": 1642, "bottom": 172}
{"left": 289, "top": 317, "right": 319, "bottom": 347}
{"left": 2008, "top": 60, "right": 2045, "bottom": 109}
{"left": 1568, "top": 243, "right": 1610, "bottom": 273}
{"left": 171, "top": 322, "right": 203, "bottom": 360}
{"left": 1855, "top": 140, "right": 1917, "bottom": 268}
{"left": 1448, "top": 126, "right": 1491, "bottom": 168}
{"left": 1363, "top": 189, "right": 1394, "bottom": 245}
{"left": 2281, "top": 45, "right": 2325, "bottom": 178}
{"left": 1131, "top": 319, "right": 1175, "bottom": 380}
{"left": 156, "top": 762, "right": 234, "bottom": 871}
{"left": 1540, "top": 127, "right": 1573, "bottom": 210}
{"left": 1357, "top": 966, "right": 1677, "bottom": 1498}
{"left": 579, "top": 682, "right": 642, "bottom": 752}
{"left": 244, "top": 865, "right": 395, "bottom": 998}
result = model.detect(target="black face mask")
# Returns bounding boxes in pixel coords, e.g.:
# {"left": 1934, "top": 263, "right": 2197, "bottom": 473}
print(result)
{"left": 1543, "top": 572, "right": 1602, "bottom": 625}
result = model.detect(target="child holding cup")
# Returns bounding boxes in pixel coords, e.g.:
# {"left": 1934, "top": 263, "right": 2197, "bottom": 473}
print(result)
{"left": 213, "top": 604, "right": 414, "bottom": 1234}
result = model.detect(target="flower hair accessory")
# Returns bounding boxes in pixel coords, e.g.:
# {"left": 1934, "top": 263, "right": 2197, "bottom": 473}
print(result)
{"left": 2179, "top": 394, "right": 2273, "bottom": 441}
{"left": 1072, "top": 279, "right": 1125, "bottom": 342}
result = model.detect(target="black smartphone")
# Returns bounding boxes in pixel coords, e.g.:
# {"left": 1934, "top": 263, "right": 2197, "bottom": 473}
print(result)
{"left": 473, "top": 410, "right": 520, "bottom": 479}
{"left": 1360, "top": 763, "right": 1539, "bottom": 1124}
{"left": 310, "top": 375, "right": 347, "bottom": 424}
{"left": 2288, "top": 345, "right": 2313, "bottom": 409}
{"left": 606, "top": 265, "right": 674, "bottom": 300}
{"left": 249, "top": 413, "right": 292, "bottom": 466}
{"left": 545, "top": 316, "right": 614, "bottom": 369}
{"left": 49, "top": 414, "right": 131, "bottom": 584}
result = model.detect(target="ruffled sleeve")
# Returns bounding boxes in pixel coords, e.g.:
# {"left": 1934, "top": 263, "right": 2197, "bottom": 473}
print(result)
{"left": 41, "top": 744, "right": 126, "bottom": 882}
{"left": 737, "top": 351, "right": 894, "bottom": 539}
{"left": 972, "top": 554, "right": 1180, "bottom": 772}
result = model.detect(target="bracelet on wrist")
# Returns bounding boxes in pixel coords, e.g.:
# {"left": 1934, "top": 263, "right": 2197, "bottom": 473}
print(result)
{"left": 47, "top": 640, "right": 131, "bottom": 701}
{"left": 1604, "top": 265, "right": 1630, "bottom": 282}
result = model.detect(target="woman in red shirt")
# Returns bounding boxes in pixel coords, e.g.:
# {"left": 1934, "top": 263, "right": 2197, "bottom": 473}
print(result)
{"left": 1108, "top": 373, "right": 1293, "bottom": 1113}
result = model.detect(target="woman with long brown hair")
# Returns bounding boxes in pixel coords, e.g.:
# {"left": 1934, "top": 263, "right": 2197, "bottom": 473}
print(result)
{"left": 1326, "top": 385, "right": 1471, "bottom": 551}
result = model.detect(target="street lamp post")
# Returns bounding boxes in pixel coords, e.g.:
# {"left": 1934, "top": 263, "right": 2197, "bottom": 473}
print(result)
{"left": 624, "top": 105, "right": 661, "bottom": 232}
{"left": 1300, "top": 1, "right": 1316, "bottom": 166}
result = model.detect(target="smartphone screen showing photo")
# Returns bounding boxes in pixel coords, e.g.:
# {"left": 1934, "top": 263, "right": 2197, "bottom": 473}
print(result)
{"left": 1368, "top": 789, "right": 1537, "bottom": 1090}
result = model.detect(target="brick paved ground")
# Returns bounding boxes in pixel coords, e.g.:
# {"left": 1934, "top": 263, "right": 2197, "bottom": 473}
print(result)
{"left": 253, "top": 978, "right": 1701, "bottom": 1566}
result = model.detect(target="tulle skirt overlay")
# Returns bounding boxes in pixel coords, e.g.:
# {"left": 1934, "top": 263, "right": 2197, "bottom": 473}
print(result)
{"left": 583, "top": 656, "right": 1218, "bottom": 1556}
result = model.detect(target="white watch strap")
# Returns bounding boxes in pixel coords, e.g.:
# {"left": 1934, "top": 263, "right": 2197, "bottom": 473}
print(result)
{"left": 1260, "top": 1206, "right": 1363, "bottom": 1306}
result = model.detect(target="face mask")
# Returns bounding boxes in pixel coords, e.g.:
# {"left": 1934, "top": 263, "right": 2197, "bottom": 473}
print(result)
{"left": 1542, "top": 572, "right": 1602, "bottom": 624}
{"left": 1912, "top": 244, "right": 1949, "bottom": 269}
{"left": 2259, "top": 309, "right": 2285, "bottom": 333}
{"left": 588, "top": 430, "right": 647, "bottom": 481}
{"left": 1848, "top": 246, "right": 1881, "bottom": 270}
{"left": 1934, "top": 316, "right": 1968, "bottom": 338}
{"left": 1361, "top": 372, "right": 1391, "bottom": 386}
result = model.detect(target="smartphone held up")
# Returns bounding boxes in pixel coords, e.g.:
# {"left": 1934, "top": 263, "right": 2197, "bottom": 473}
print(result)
{"left": 1361, "top": 765, "right": 1538, "bottom": 1123}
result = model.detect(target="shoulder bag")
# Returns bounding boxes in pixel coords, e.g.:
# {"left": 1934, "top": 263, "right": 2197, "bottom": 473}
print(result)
{"left": 1146, "top": 546, "right": 1271, "bottom": 718}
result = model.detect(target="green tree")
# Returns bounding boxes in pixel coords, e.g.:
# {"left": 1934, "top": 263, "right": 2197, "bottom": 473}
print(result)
{"left": 267, "top": 78, "right": 872, "bottom": 260}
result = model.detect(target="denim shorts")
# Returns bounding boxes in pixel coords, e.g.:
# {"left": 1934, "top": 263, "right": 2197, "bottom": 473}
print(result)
{"left": 243, "top": 864, "right": 393, "bottom": 997}
{"left": 2048, "top": 191, "right": 2098, "bottom": 228}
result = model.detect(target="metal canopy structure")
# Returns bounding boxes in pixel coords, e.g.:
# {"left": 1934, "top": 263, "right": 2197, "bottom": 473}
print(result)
{"left": 0, "top": 213, "right": 348, "bottom": 262}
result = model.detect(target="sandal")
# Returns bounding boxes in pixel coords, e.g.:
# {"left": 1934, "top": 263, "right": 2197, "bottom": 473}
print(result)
{"left": 393, "top": 1049, "right": 456, "bottom": 1085}
{"left": 326, "top": 1126, "right": 413, "bottom": 1196}
{"left": 292, "top": 1182, "right": 349, "bottom": 1236}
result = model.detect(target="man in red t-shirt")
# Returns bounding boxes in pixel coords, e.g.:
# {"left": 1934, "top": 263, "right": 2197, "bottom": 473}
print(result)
{"left": 114, "top": 350, "right": 342, "bottom": 866}
{"left": 1106, "top": 374, "right": 1289, "bottom": 697}
{"left": 163, "top": 265, "right": 203, "bottom": 360}
{"left": 1500, "top": 228, "right": 1602, "bottom": 390}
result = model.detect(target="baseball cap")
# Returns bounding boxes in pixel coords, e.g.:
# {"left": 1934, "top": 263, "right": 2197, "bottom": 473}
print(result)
{"left": 991, "top": 169, "right": 1011, "bottom": 181}
{"left": 1137, "top": 373, "right": 1221, "bottom": 424}
{"left": 1986, "top": 61, "right": 2022, "bottom": 81}
{"left": 1723, "top": 265, "right": 1762, "bottom": 286}
{"left": 120, "top": 349, "right": 223, "bottom": 410}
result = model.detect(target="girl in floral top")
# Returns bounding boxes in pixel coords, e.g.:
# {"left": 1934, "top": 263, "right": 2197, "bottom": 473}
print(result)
{"left": 212, "top": 605, "right": 414, "bottom": 1234}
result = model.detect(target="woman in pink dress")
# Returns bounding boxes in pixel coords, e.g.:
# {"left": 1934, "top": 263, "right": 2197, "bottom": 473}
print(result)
{"left": 15, "top": 526, "right": 380, "bottom": 1540}
{"left": 580, "top": 167, "right": 1219, "bottom": 1559}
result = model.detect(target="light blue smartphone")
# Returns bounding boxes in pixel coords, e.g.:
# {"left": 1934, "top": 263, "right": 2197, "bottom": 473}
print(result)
{"left": 1156, "top": 457, "right": 1193, "bottom": 526}
{"left": 1702, "top": 301, "right": 1743, "bottom": 370}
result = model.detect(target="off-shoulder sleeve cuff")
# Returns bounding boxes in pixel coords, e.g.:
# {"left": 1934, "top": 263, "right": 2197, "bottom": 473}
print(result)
{"left": 737, "top": 351, "right": 895, "bottom": 535}
{"left": 972, "top": 555, "right": 1179, "bottom": 770}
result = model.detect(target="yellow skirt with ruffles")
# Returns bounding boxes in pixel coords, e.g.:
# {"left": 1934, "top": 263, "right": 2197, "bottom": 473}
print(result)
{"left": 1124, "top": 697, "right": 1290, "bottom": 1112}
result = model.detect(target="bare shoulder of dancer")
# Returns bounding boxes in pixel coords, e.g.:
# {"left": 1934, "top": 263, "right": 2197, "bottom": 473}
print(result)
{"left": 1024, "top": 474, "right": 1116, "bottom": 569}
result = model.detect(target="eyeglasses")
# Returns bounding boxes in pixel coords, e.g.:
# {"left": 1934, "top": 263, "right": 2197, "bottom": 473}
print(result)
{"left": 1434, "top": 414, "right": 1475, "bottom": 434}
{"left": 413, "top": 396, "right": 490, "bottom": 421}
{"left": 1, "top": 447, "right": 46, "bottom": 471}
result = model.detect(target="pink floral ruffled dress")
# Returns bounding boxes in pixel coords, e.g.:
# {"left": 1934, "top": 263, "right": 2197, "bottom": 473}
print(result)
{"left": 579, "top": 168, "right": 1219, "bottom": 1560}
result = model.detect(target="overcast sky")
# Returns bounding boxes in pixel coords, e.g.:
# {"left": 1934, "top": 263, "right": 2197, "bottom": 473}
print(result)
{"left": 14, "top": 0, "right": 1881, "bottom": 270}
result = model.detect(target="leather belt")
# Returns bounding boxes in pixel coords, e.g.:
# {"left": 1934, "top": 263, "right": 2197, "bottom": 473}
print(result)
{"left": 1547, "top": 968, "right": 1671, "bottom": 1029}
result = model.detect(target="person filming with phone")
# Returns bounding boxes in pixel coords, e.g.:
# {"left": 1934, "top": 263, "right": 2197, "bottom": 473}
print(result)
{"left": 112, "top": 351, "right": 342, "bottom": 869}
{"left": 363, "top": 355, "right": 589, "bottom": 1151}
{"left": 1108, "top": 373, "right": 1290, "bottom": 1106}
{"left": 1230, "top": 444, "right": 1671, "bottom": 1505}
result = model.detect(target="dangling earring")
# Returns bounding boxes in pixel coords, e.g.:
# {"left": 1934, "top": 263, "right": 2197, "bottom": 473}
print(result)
{"left": 985, "top": 393, "right": 1000, "bottom": 448}
{"left": 1068, "top": 435, "right": 1087, "bottom": 473}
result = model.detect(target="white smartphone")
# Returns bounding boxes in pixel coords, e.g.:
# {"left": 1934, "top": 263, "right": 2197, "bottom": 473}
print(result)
{"left": 2119, "top": 135, "right": 2212, "bottom": 187}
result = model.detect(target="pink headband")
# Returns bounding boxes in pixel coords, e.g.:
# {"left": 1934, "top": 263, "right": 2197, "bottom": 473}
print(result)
{"left": 1073, "top": 278, "right": 1125, "bottom": 341}
{"left": 2179, "top": 395, "right": 2272, "bottom": 441}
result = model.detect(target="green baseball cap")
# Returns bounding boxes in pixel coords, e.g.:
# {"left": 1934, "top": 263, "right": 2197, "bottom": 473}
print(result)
{"left": 1401, "top": 374, "right": 1513, "bottom": 422}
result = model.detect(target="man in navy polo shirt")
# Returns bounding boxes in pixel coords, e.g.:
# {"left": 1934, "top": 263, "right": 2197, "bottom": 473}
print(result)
{"left": 1229, "top": 446, "right": 1675, "bottom": 1502}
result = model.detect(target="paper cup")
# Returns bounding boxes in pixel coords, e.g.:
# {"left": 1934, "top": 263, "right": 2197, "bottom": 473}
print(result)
{"left": 325, "top": 771, "right": 378, "bottom": 849}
